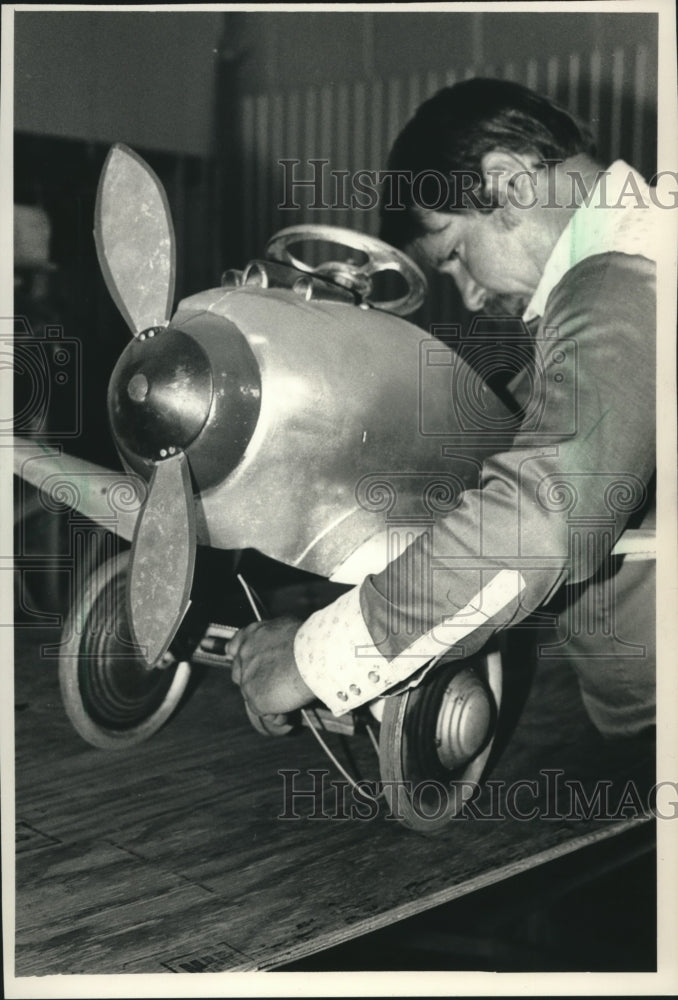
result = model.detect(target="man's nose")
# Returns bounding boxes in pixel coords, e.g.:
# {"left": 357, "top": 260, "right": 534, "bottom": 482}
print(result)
{"left": 439, "top": 260, "right": 487, "bottom": 312}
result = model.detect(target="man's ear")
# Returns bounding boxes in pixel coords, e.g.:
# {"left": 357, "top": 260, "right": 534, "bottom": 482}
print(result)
{"left": 480, "top": 149, "right": 539, "bottom": 206}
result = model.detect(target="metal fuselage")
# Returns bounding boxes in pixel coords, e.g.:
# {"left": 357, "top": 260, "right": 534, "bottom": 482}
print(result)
{"left": 108, "top": 284, "right": 510, "bottom": 582}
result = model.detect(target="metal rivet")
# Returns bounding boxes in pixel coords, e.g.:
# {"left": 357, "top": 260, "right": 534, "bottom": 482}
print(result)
{"left": 337, "top": 691, "right": 348, "bottom": 702}
{"left": 349, "top": 684, "right": 361, "bottom": 696}
{"left": 368, "top": 671, "right": 380, "bottom": 683}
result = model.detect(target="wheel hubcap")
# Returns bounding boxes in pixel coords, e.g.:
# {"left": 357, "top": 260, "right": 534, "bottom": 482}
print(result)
{"left": 435, "top": 667, "right": 493, "bottom": 769}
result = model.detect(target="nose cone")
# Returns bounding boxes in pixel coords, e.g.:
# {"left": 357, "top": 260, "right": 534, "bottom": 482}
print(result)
{"left": 108, "top": 327, "right": 213, "bottom": 460}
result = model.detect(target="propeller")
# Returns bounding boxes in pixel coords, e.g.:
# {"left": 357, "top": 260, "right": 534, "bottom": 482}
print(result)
{"left": 127, "top": 451, "right": 196, "bottom": 666}
{"left": 95, "top": 144, "right": 176, "bottom": 336}
{"left": 95, "top": 144, "right": 195, "bottom": 666}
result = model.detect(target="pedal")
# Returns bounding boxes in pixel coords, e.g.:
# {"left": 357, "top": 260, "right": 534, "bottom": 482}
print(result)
{"left": 192, "top": 623, "right": 239, "bottom": 667}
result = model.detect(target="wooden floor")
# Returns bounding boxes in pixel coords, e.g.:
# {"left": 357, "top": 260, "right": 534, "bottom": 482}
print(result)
{"left": 13, "top": 621, "right": 655, "bottom": 976}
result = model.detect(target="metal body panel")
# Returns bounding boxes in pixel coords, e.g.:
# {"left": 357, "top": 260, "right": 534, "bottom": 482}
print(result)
{"left": 165, "top": 285, "right": 511, "bottom": 578}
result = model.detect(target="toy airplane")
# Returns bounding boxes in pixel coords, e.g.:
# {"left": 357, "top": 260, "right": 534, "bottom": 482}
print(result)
{"left": 24, "top": 143, "right": 647, "bottom": 833}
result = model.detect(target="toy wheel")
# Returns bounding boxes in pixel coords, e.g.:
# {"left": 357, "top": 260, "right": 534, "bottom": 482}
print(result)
{"left": 59, "top": 550, "right": 191, "bottom": 749}
{"left": 379, "top": 650, "right": 502, "bottom": 834}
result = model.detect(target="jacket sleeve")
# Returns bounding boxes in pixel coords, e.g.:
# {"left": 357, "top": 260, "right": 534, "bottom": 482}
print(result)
{"left": 294, "top": 253, "right": 656, "bottom": 715}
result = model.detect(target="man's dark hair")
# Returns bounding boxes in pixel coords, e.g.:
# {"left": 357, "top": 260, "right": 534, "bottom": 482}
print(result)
{"left": 381, "top": 77, "right": 596, "bottom": 248}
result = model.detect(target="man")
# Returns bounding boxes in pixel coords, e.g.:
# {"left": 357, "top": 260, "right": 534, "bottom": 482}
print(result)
{"left": 229, "top": 79, "right": 657, "bottom": 740}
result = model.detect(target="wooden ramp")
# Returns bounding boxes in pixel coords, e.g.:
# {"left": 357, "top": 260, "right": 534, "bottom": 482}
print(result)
{"left": 13, "top": 625, "right": 654, "bottom": 974}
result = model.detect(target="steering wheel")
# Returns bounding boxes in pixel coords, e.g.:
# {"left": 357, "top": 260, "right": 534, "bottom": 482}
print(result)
{"left": 265, "top": 224, "right": 427, "bottom": 317}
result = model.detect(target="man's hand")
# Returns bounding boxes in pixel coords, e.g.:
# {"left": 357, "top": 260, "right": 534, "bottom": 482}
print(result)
{"left": 228, "top": 616, "right": 315, "bottom": 718}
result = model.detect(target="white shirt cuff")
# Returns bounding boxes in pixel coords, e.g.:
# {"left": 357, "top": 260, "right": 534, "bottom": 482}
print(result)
{"left": 294, "top": 569, "right": 526, "bottom": 716}
{"left": 294, "top": 588, "right": 391, "bottom": 715}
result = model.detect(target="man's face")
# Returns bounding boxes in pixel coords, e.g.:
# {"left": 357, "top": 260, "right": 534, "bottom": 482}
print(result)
{"left": 408, "top": 204, "right": 545, "bottom": 313}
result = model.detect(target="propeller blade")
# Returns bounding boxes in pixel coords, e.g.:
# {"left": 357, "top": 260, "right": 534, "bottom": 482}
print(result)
{"left": 127, "top": 451, "right": 196, "bottom": 667}
{"left": 94, "top": 143, "right": 176, "bottom": 337}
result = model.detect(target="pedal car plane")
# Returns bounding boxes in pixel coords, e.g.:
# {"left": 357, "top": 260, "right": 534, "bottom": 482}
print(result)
{"left": 14, "top": 144, "right": 535, "bottom": 833}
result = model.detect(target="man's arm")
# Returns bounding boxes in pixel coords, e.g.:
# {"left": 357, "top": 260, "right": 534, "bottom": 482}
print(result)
{"left": 293, "top": 252, "right": 656, "bottom": 714}
{"left": 232, "top": 253, "right": 656, "bottom": 718}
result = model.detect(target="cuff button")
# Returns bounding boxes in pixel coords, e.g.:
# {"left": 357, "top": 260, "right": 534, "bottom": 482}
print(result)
{"left": 349, "top": 684, "right": 361, "bottom": 695}
{"left": 337, "top": 691, "right": 349, "bottom": 701}
{"left": 368, "top": 671, "right": 380, "bottom": 683}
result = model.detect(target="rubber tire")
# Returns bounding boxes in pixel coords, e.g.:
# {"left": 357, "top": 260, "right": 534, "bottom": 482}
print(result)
{"left": 58, "top": 550, "right": 191, "bottom": 749}
{"left": 378, "top": 650, "right": 502, "bottom": 835}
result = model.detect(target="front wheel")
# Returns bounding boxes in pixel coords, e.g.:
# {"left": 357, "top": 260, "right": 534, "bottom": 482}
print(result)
{"left": 58, "top": 550, "right": 191, "bottom": 749}
{"left": 378, "top": 650, "right": 502, "bottom": 834}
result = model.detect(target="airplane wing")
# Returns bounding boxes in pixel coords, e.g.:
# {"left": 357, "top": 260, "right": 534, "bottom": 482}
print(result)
{"left": 12, "top": 436, "right": 146, "bottom": 542}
